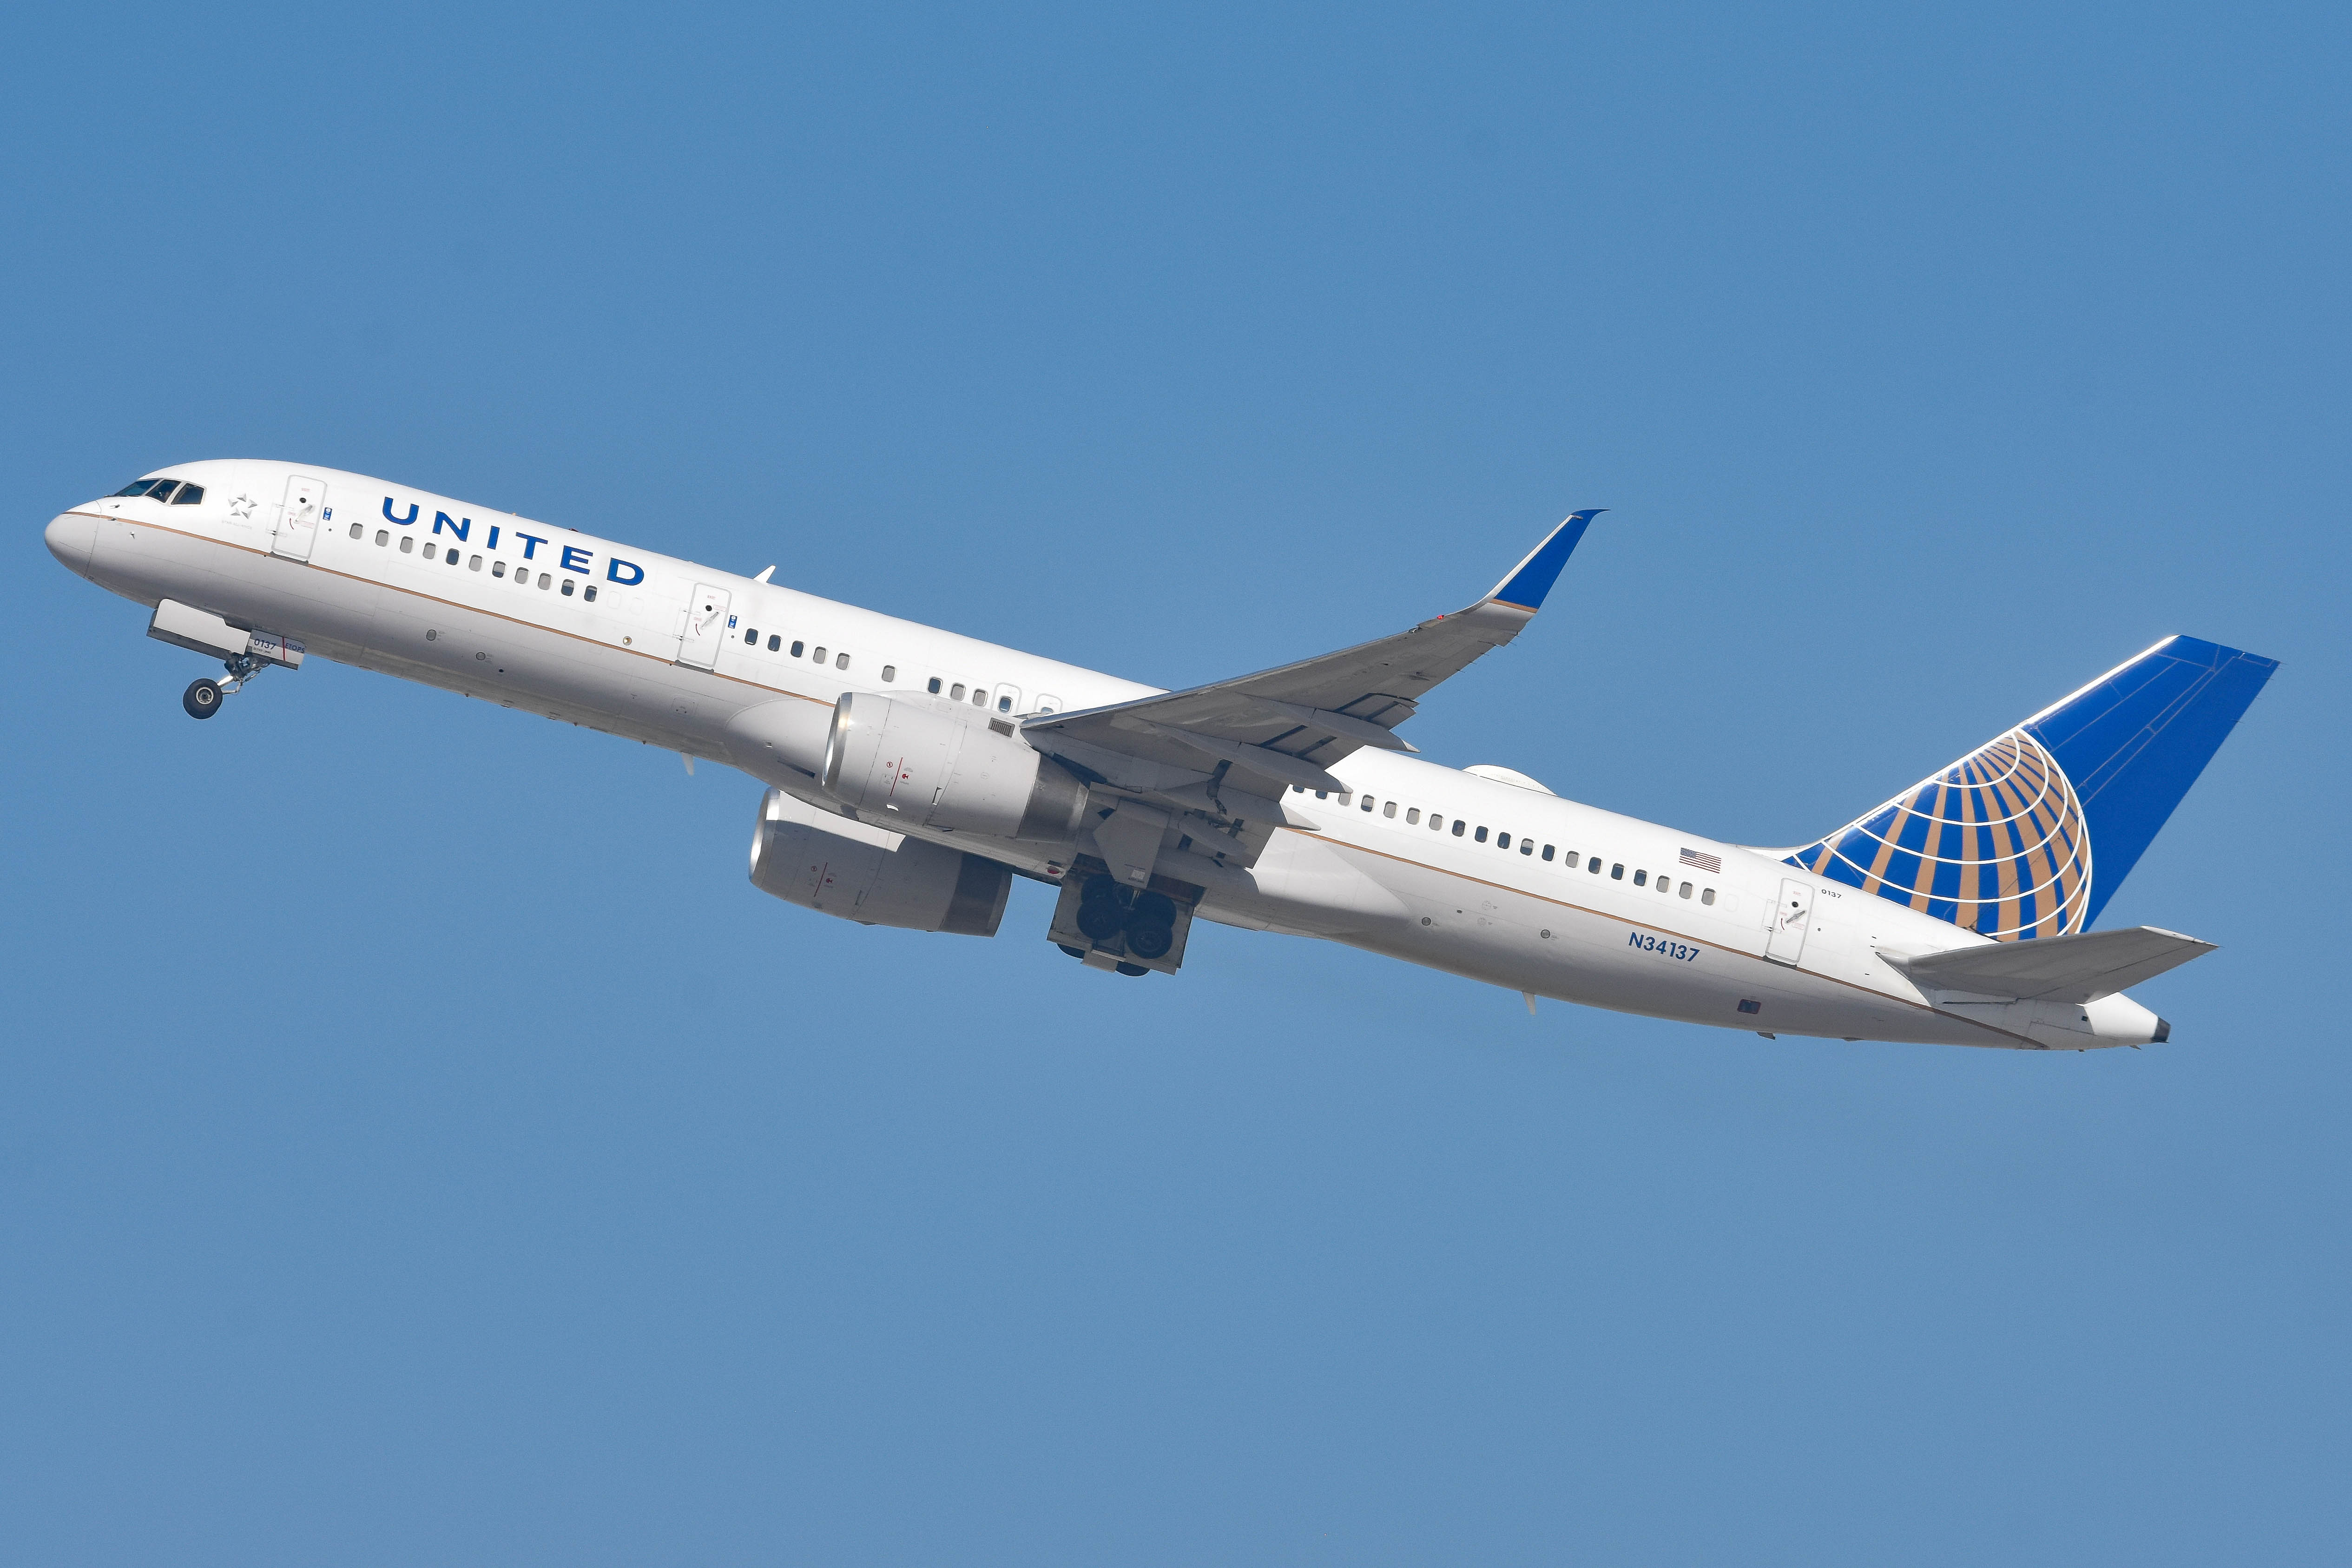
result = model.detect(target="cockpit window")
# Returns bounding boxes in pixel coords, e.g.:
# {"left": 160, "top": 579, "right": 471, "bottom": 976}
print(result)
{"left": 146, "top": 481, "right": 182, "bottom": 503}
{"left": 171, "top": 484, "right": 202, "bottom": 504}
{"left": 113, "top": 479, "right": 160, "bottom": 496}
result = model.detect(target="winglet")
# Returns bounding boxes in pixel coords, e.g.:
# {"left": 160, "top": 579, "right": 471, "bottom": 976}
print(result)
{"left": 1486, "top": 509, "right": 1603, "bottom": 612}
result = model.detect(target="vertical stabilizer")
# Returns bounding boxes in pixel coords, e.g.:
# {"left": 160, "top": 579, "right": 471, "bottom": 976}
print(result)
{"left": 1785, "top": 636, "right": 2277, "bottom": 938}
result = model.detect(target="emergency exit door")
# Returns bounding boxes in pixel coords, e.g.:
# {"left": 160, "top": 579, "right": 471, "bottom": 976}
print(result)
{"left": 1765, "top": 877, "right": 1814, "bottom": 965}
{"left": 676, "top": 583, "right": 731, "bottom": 669}
{"left": 271, "top": 474, "right": 324, "bottom": 562}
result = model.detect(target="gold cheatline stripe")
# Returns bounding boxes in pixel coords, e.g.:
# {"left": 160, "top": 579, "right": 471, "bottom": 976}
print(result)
{"left": 93, "top": 514, "right": 2044, "bottom": 1048}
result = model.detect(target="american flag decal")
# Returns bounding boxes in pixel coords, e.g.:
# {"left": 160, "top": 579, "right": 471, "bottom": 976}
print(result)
{"left": 1679, "top": 848, "right": 1722, "bottom": 874}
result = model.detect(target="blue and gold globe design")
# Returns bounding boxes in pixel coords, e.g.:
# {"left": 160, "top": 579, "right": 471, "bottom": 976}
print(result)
{"left": 1785, "top": 730, "right": 2092, "bottom": 941}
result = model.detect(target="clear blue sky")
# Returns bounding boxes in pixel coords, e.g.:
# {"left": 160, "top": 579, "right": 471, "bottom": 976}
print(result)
{"left": 4, "top": 4, "right": 2345, "bottom": 1562}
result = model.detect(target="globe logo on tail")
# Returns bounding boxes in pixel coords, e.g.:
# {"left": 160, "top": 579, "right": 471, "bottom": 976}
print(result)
{"left": 1788, "top": 729, "right": 2092, "bottom": 942}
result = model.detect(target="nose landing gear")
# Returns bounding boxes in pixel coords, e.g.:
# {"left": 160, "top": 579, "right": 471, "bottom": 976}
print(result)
{"left": 181, "top": 651, "right": 267, "bottom": 720}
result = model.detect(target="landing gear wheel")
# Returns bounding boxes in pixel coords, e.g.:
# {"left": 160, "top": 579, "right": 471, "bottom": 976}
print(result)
{"left": 1114, "top": 962, "right": 1149, "bottom": 977}
{"left": 1077, "top": 889, "right": 1129, "bottom": 940}
{"left": 1125, "top": 921, "right": 1173, "bottom": 960}
{"left": 183, "top": 678, "right": 223, "bottom": 719}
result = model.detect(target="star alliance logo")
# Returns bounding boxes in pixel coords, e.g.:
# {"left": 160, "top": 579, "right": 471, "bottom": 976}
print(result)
{"left": 227, "top": 494, "right": 257, "bottom": 520}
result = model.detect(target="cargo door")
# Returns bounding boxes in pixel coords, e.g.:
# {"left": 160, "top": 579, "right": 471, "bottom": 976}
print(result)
{"left": 271, "top": 474, "right": 325, "bottom": 562}
{"left": 1765, "top": 877, "right": 1814, "bottom": 965}
{"left": 676, "top": 583, "right": 731, "bottom": 670}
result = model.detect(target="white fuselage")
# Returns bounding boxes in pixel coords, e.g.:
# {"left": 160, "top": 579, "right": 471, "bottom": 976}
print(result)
{"left": 43, "top": 460, "right": 2164, "bottom": 1050}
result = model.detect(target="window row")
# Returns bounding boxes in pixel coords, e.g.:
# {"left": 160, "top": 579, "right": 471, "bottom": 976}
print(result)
{"left": 724, "top": 628, "right": 1061, "bottom": 715}
{"left": 1297, "top": 786, "right": 1717, "bottom": 905}
{"left": 741, "top": 626, "right": 854, "bottom": 672}
{"left": 357, "top": 525, "right": 599, "bottom": 598}
{"left": 928, "top": 675, "right": 1015, "bottom": 713}
{"left": 115, "top": 478, "right": 204, "bottom": 505}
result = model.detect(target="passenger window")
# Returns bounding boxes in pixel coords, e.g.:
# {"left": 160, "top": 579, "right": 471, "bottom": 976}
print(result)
{"left": 491, "top": 560, "right": 505, "bottom": 576}
{"left": 423, "top": 543, "right": 437, "bottom": 560}
{"left": 1038, "top": 695, "right": 1061, "bottom": 713}
{"left": 1337, "top": 791, "right": 1352, "bottom": 807}
{"left": 950, "top": 683, "right": 965, "bottom": 700}
{"left": 812, "top": 646, "right": 827, "bottom": 664}
{"left": 972, "top": 689, "right": 986, "bottom": 706}
{"left": 1383, "top": 801, "right": 1397, "bottom": 818}
{"left": 1679, "top": 881, "right": 1692, "bottom": 898}
{"left": 1406, "top": 808, "right": 1420, "bottom": 824}
{"left": 562, "top": 580, "right": 575, "bottom": 596}
{"left": 882, "top": 665, "right": 895, "bottom": 682}
{"left": 1361, "top": 796, "right": 1374, "bottom": 812}
{"left": 1496, "top": 832, "right": 1510, "bottom": 848}
{"left": 995, "top": 692, "right": 1008, "bottom": 709}
{"left": 1590, "top": 857, "right": 1602, "bottom": 873}
{"left": 349, "top": 523, "right": 363, "bottom": 540}
{"left": 769, "top": 635, "right": 781, "bottom": 652}
{"left": 1541, "top": 845, "right": 1554, "bottom": 861}
{"left": 840, "top": 653, "right": 852, "bottom": 671}
{"left": 376, "top": 530, "right": 389, "bottom": 547}
{"left": 791, "top": 641, "right": 804, "bottom": 658}
{"left": 744, "top": 628, "right": 758, "bottom": 645}
{"left": 928, "top": 677, "right": 942, "bottom": 693}
{"left": 447, "top": 550, "right": 461, "bottom": 567}
{"left": 172, "top": 485, "right": 203, "bottom": 505}
{"left": 1610, "top": 863, "right": 1623, "bottom": 879}
{"left": 468, "top": 555, "right": 481, "bottom": 570}
{"left": 538, "top": 573, "right": 550, "bottom": 588}
{"left": 1521, "top": 841, "right": 1534, "bottom": 855}
{"left": 1701, "top": 888, "right": 1716, "bottom": 906}
{"left": 1452, "top": 820, "right": 1466, "bottom": 837}
{"left": 1475, "top": 827, "right": 1489, "bottom": 843}
{"left": 583, "top": 585, "right": 597, "bottom": 602}
{"left": 1315, "top": 790, "right": 1328, "bottom": 800}
{"left": 1633, "top": 870, "right": 1647, "bottom": 886}
{"left": 399, "top": 536, "right": 414, "bottom": 553}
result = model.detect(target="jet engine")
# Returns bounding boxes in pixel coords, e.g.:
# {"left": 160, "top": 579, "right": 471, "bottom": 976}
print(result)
{"left": 820, "top": 692, "right": 1090, "bottom": 842}
{"left": 748, "top": 788, "right": 1011, "bottom": 935}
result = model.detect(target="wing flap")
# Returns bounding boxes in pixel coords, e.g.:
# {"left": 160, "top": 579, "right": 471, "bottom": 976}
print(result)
{"left": 1884, "top": 925, "right": 2215, "bottom": 1004}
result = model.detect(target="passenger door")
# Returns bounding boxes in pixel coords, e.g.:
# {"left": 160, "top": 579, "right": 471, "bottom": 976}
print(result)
{"left": 676, "top": 584, "right": 731, "bottom": 670}
{"left": 1765, "top": 877, "right": 1814, "bottom": 965}
{"left": 271, "top": 474, "right": 325, "bottom": 562}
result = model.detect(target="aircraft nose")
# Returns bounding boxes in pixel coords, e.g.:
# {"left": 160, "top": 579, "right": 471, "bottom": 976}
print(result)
{"left": 44, "top": 510, "right": 97, "bottom": 574}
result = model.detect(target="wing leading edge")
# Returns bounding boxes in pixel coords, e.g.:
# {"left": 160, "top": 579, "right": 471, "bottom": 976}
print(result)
{"left": 1021, "top": 509, "right": 1601, "bottom": 829}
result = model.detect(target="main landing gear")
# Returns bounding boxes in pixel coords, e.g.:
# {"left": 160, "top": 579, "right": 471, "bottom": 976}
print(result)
{"left": 1061, "top": 874, "right": 1179, "bottom": 976}
{"left": 181, "top": 651, "right": 266, "bottom": 720}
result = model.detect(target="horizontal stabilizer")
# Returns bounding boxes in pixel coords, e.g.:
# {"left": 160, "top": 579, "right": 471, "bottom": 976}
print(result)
{"left": 1884, "top": 925, "right": 2215, "bottom": 1004}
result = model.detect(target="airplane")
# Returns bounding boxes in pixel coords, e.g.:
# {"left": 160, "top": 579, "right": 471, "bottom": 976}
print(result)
{"left": 43, "top": 461, "right": 2278, "bottom": 1050}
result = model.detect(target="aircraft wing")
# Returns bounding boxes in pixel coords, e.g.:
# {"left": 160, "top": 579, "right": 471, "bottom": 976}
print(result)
{"left": 1021, "top": 509, "right": 1602, "bottom": 812}
{"left": 1884, "top": 925, "right": 2215, "bottom": 1004}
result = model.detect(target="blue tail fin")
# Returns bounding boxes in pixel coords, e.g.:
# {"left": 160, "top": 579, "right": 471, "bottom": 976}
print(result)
{"left": 1785, "top": 636, "right": 2278, "bottom": 939}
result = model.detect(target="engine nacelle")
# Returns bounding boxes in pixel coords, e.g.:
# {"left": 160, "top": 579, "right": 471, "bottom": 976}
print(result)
{"left": 820, "top": 692, "right": 1089, "bottom": 842}
{"left": 748, "top": 789, "right": 1011, "bottom": 935}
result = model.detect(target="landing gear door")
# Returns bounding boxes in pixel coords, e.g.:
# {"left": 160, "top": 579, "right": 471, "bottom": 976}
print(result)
{"left": 1765, "top": 876, "right": 1814, "bottom": 965}
{"left": 677, "top": 584, "right": 731, "bottom": 670}
{"left": 271, "top": 474, "right": 324, "bottom": 562}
